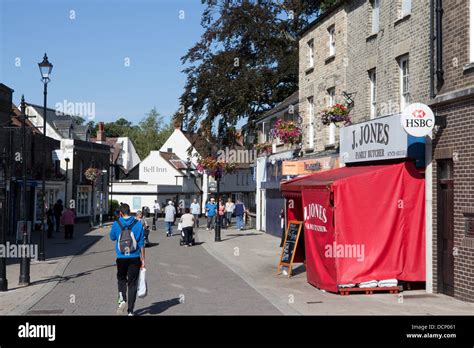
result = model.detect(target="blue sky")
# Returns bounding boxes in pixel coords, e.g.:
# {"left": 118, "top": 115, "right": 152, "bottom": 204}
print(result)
{"left": 0, "top": 0, "right": 206, "bottom": 125}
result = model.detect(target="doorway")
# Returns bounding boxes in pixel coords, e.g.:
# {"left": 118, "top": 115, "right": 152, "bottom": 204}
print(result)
{"left": 437, "top": 159, "right": 454, "bottom": 296}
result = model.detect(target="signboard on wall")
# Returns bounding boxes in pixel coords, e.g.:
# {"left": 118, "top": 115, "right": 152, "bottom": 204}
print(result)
{"left": 340, "top": 114, "right": 425, "bottom": 165}
{"left": 282, "top": 156, "right": 340, "bottom": 176}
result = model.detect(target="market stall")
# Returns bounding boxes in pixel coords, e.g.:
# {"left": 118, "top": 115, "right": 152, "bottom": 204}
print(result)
{"left": 281, "top": 162, "right": 425, "bottom": 293}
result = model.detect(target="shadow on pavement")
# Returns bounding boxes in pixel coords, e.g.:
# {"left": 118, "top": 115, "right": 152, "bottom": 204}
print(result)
{"left": 220, "top": 232, "right": 264, "bottom": 241}
{"left": 7, "top": 264, "right": 116, "bottom": 290}
{"left": 134, "top": 298, "right": 181, "bottom": 315}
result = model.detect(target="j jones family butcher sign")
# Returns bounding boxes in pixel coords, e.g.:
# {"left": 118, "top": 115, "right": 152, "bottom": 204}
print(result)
{"left": 340, "top": 113, "right": 425, "bottom": 165}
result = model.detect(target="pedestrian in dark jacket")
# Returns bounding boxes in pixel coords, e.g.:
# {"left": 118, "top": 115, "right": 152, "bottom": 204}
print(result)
{"left": 53, "top": 199, "right": 63, "bottom": 233}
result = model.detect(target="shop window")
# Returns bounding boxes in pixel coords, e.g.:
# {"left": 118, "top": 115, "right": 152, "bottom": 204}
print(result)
{"left": 399, "top": 55, "right": 410, "bottom": 112}
{"left": 369, "top": 69, "right": 377, "bottom": 119}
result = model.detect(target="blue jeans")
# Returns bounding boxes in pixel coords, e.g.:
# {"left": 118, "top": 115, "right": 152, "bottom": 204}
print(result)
{"left": 165, "top": 221, "right": 173, "bottom": 235}
{"left": 236, "top": 215, "right": 244, "bottom": 230}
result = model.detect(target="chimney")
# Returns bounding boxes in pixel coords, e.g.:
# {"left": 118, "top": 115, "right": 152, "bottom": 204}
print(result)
{"left": 97, "top": 122, "right": 106, "bottom": 142}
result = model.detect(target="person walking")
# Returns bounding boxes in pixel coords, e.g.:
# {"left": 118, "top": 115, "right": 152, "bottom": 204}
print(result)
{"left": 46, "top": 206, "right": 54, "bottom": 238}
{"left": 110, "top": 203, "right": 145, "bottom": 316}
{"left": 152, "top": 200, "right": 161, "bottom": 230}
{"left": 218, "top": 200, "right": 226, "bottom": 229}
{"left": 179, "top": 208, "right": 195, "bottom": 247}
{"left": 136, "top": 210, "right": 150, "bottom": 247}
{"left": 205, "top": 197, "right": 217, "bottom": 231}
{"left": 225, "top": 197, "right": 235, "bottom": 228}
{"left": 234, "top": 199, "right": 246, "bottom": 231}
{"left": 61, "top": 207, "right": 76, "bottom": 239}
{"left": 164, "top": 201, "right": 176, "bottom": 237}
{"left": 190, "top": 198, "right": 200, "bottom": 228}
{"left": 53, "top": 199, "right": 63, "bottom": 234}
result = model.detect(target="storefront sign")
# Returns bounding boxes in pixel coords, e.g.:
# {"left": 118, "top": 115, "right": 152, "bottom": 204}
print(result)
{"left": 401, "top": 103, "right": 435, "bottom": 137}
{"left": 143, "top": 166, "right": 167, "bottom": 173}
{"left": 340, "top": 114, "right": 425, "bottom": 165}
{"left": 282, "top": 156, "right": 339, "bottom": 176}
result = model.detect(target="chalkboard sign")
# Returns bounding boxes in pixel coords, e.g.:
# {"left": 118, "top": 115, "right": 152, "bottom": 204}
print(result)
{"left": 278, "top": 220, "right": 303, "bottom": 277}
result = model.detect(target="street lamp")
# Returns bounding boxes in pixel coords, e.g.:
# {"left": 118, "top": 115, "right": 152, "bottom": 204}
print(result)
{"left": 37, "top": 53, "right": 53, "bottom": 262}
{"left": 0, "top": 147, "right": 9, "bottom": 291}
{"left": 19, "top": 95, "right": 30, "bottom": 286}
{"left": 64, "top": 157, "right": 70, "bottom": 208}
{"left": 214, "top": 168, "right": 222, "bottom": 242}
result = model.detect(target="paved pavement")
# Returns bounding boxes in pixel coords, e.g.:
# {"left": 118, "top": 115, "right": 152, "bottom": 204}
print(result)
{"left": 0, "top": 222, "right": 106, "bottom": 315}
{"left": 3, "top": 217, "right": 474, "bottom": 315}
{"left": 26, "top": 219, "right": 281, "bottom": 315}
{"left": 198, "top": 224, "right": 474, "bottom": 315}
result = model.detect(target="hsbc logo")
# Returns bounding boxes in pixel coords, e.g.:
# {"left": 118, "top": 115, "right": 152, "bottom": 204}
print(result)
{"left": 401, "top": 103, "right": 435, "bottom": 137}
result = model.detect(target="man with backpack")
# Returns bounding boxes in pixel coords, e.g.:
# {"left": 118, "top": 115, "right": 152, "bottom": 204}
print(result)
{"left": 110, "top": 203, "right": 145, "bottom": 316}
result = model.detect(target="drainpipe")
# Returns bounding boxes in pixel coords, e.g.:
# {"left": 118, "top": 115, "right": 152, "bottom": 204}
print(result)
{"left": 435, "top": 0, "right": 444, "bottom": 89}
{"left": 429, "top": 0, "right": 436, "bottom": 99}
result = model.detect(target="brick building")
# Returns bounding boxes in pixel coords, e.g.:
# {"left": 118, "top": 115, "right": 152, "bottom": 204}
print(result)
{"left": 429, "top": 0, "right": 474, "bottom": 302}
{"left": 299, "top": 4, "right": 348, "bottom": 155}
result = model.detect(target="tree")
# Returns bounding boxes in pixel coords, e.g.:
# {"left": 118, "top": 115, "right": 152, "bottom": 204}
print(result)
{"left": 175, "top": 0, "right": 336, "bottom": 142}
{"left": 132, "top": 108, "right": 174, "bottom": 159}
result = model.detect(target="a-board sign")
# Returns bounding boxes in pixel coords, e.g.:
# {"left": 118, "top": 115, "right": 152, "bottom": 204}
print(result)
{"left": 278, "top": 220, "right": 303, "bottom": 277}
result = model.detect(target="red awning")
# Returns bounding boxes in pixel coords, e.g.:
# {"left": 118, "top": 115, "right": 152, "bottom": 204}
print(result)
{"left": 280, "top": 164, "right": 406, "bottom": 192}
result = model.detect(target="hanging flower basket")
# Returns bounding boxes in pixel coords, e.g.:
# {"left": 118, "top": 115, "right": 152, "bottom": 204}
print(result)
{"left": 320, "top": 104, "right": 351, "bottom": 127}
{"left": 84, "top": 167, "right": 102, "bottom": 184}
{"left": 196, "top": 156, "right": 237, "bottom": 178}
{"left": 254, "top": 142, "right": 273, "bottom": 155}
{"left": 269, "top": 119, "right": 302, "bottom": 145}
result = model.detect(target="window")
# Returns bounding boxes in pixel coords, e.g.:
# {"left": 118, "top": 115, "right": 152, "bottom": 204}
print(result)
{"left": 401, "top": 0, "right": 411, "bottom": 17}
{"left": 371, "top": 0, "right": 380, "bottom": 34}
{"left": 307, "top": 39, "right": 315, "bottom": 68}
{"left": 399, "top": 55, "right": 410, "bottom": 111}
{"left": 307, "top": 97, "right": 315, "bottom": 148}
{"left": 471, "top": 0, "right": 474, "bottom": 62}
{"left": 328, "top": 88, "right": 336, "bottom": 145}
{"left": 167, "top": 148, "right": 172, "bottom": 153}
{"left": 369, "top": 69, "right": 377, "bottom": 119}
{"left": 328, "top": 26, "right": 336, "bottom": 56}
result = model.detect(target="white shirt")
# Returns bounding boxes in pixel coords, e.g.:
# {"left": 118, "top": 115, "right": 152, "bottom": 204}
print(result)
{"left": 153, "top": 203, "right": 161, "bottom": 211}
{"left": 225, "top": 202, "right": 235, "bottom": 213}
{"left": 190, "top": 202, "right": 200, "bottom": 215}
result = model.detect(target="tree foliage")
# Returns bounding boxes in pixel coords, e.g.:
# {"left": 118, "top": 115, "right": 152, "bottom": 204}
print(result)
{"left": 175, "top": 0, "right": 337, "bottom": 143}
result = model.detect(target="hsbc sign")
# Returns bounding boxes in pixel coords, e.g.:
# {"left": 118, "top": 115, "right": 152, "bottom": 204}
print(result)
{"left": 401, "top": 103, "right": 435, "bottom": 137}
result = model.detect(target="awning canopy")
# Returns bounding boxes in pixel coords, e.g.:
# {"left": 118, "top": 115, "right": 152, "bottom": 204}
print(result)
{"left": 280, "top": 164, "right": 401, "bottom": 192}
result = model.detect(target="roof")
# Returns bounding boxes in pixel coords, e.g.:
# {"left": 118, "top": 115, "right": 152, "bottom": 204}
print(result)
{"left": 10, "top": 103, "right": 40, "bottom": 132}
{"left": 182, "top": 131, "right": 212, "bottom": 155}
{"left": 281, "top": 163, "right": 412, "bottom": 191}
{"left": 26, "top": 103, "right": 90, "bottom": 141}
{"left": 257, "top": 91, "right": 299, "bottom": 124}
{"left": 299, "top": 1, "right": 345, "bottom": 38}
{"left": 160, "top": 151, "right": 192, "bottom": 171}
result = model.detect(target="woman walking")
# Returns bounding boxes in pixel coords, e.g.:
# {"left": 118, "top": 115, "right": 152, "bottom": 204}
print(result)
{"left": 61, "top": 207, "right": 76, "bottom": 239}
{"left": 218, "top": 200, "right": 226, "bottom": 229}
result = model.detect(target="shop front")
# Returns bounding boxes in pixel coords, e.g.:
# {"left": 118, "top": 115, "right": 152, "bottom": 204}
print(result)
{"left": 280, "top": 114, "right": 427, "bottom": 293}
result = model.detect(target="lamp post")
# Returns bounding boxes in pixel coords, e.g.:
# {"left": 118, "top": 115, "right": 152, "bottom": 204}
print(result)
{"left": 0, "top": 147, "right": 9, "bottom": 291}
{"left": 64, "top": 157, "right": 70, "bottom": 208}
{"left": 214, "top": 168, "right": 222, "bottom": 242}
{"left": 38, "top": 53, "right": 53, "bottom": 262}
{"left": 19, "top": 95, "right": 30, "bottom": 286}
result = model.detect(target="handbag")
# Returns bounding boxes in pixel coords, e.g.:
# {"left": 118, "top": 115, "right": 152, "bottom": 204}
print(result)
{"left": 177, "top": 222, "right": 183, "bottom": 231}
{"left": 137, "top": 268, "right": 147, "bottom": 298}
